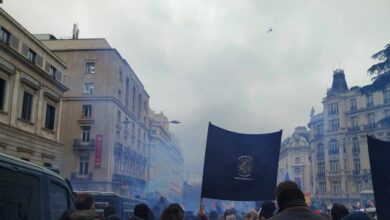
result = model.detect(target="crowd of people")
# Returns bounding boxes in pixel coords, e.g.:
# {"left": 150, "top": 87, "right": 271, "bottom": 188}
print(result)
{"left": 60, "top": 181, "right": 376, "bottom": 220}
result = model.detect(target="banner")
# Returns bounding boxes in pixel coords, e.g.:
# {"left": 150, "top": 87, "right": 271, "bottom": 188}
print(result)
{"left": 367, "top": 136, "right": 390, "bottom": 220}
{"left": 201, "top": 123, "right": 282, "bottom": 201}
{"left": 95, "top": 134, "right": 103, "bottom": 167}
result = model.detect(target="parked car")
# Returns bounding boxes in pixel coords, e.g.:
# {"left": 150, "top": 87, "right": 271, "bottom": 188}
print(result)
{"left": 0, "top": 152, "right": 76, "bottom": 220}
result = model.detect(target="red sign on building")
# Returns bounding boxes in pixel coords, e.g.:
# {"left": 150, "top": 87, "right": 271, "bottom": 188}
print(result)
{"left": 95, "top": 134, "right": 103, "bottom": 167}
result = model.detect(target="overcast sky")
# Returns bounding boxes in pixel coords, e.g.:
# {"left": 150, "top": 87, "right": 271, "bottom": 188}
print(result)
{"left": 3, "top": 0, "right": 390, "bottom": 177}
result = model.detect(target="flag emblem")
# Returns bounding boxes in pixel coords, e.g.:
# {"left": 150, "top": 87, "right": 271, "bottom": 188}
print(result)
{"left": 238, "top": 155, "right": 253, "bottom": 178}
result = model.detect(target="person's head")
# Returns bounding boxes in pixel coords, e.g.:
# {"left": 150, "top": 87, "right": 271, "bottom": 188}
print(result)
{"left": 160, "top": 203, "right": 185, "bottom": 220}
{"left": 104, "top": 205, "right": 116, "bottom": 217}
{"left": 209, "top": 210, "right": 218, "bottom": 220}
{"left": 330, "top": 203, "right": 349, "bottom": 220}
{"left": 258, "top": 201, "right": 276, "bottom": 220}
{"left": 244, "top": 209, "right": 258, "bottom": 220}
{"left": 341, "top": 211, "right": 370, "bottom": 220}
{"left": 76, "top": 193, "right": 95, "bottom": 210}
{"left": 134, "top": 203, "right": 155, "bottom": 220}
{"left": 224, "top": 209, "right": 236, "bottom": 220}
{"left": 275, "top": 181, "right": 306, "bottom": 211}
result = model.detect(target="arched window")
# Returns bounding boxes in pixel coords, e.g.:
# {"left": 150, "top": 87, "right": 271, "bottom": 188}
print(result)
{"left": 317, "top": 143, "right": 324, "bottom": 159}
{"left": 352, "top": 137, "right": 360, "bottom": 156}
{"left": 329, "top": 140, "right": 339, "bottom": 155}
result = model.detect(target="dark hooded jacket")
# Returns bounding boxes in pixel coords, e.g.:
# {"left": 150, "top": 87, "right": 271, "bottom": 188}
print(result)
{"left": 268, "top": 185, "right": 327, "bottom": 220}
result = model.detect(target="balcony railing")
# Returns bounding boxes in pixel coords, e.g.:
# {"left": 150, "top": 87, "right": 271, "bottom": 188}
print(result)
{"left": 348, "top": 126, "right": 361, "bottom": 132}
{"left": 363, "top": 123, "right": 377, "bottom": 130}
{"left": 70, "top": 172, "right": 93, "bottom": 180}
{"left": 317, "top": 173, "right": 326, "bottom": 178}
{"left": 316, "top": 153, "right": 324, "bottom": 160}
{"left": 73, "top": 139, "right": 95, "bottom": 150}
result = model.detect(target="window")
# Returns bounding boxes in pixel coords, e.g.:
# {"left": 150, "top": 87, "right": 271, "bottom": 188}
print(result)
{"left": 85, "top": 62, "right": 95, "bottom": 74}
{"left": 355, "top": 182, "right": 362, "bottom": 193}
{"left": 0, "top": 167, "right": 40, "bottom": 219}
{"left": 84, "top": 83, "right": 94, "bottom": 94}
{"left": 117, "top": 110, "right": 121, "bottom": 123}
{"left": 331, "top": 181, "right": 341, "bottom": 193}
{"left": 125, "top": 79, "right": 130, "bottom": 107}
{"left": 317, "top": 143, "right": 324, "bottom": 158}
{"left": 385, "top": 109, "right": 390, "bottom": 117}
{"left": 27, "top": 49, "right": 37, "bottom": 64}
{"left": 132, "top": 86, "right": 136, "bottom": 112}
{"left": 366, "top": 94, "right": 374, "bottom": 107}
{"left": 350, "top": 98, "right": 357, "bottom": 111}
{"left": 294, "top": 166, "right": 302, "bottom": 175}
{"left": 49, "top": 65, "right": 57, "bottom": 77}
{"left": 329, "top": 119, "right": 339, "bottom": 132}
{"left": 329, "top": 140, "right": 339, "bottom": 155}
{"left": 367, "top": 112, "right": 375, "bottom": 126}
{"left": 328, "top": 102, "right": 339, "bottom": 115}
{"left": 0, "top": 27, "right": 11, "bottom": 45}
{"left": 352, "top": 137, "right": 360, "bottom": 156}
{"left": 118, "top": 89, "right": 122, "bottom": 101}
{"left": 81, "top": 126, "right": 91, "bottom": 142}
{"left": 384, "top": 90, "right": 390, "bottom": 104}
{"left": 318, "top": 162, "right": 325, "bottom": 177}
{"left": 49, "top": 182, "right": 69, "bottom": 220}
{"left": 353, "top": 158, "right": 361, "bottom": 175}
{"left": 351, "top": 116, "right": 358, "bottom": 128}
{"left": 116, "top": 130, "right": 120, "bottom": 142}
{"left": 79, "top": 156, "right": 89, "bottom": 175}
{"left": 0, "top": 78, "right": 6, "bottom": 110}
{"left": 319, "top": 182, "right": 327, "bottom": 193}
{"left": 21, "top": 91, "right": 33, "bottom": 121}
{"left": 119, "top": 70, "right": 123, "bottom": 81}
{"left": 330, "top": 160, "right": 340, "bottom": 174}
{"left": 45, "top": 104, "right": 56, "bottom": 130}
{"left": 82, "top": 104, "right": 92, "bottom": 117}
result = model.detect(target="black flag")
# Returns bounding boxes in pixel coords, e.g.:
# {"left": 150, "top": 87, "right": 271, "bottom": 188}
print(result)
{"left": 201, "top": 123, "right": 282, "bottom": 201}
{"left": 367, "top": 136, "right": 390, "bottom": 220}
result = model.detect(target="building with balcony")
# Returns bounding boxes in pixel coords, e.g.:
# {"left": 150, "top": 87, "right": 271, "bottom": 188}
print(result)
{"left": 147, "top": 110, "right": 184, "bottom": 203}
{"left": 0, "top": 8, "right": 68, "bottom": 171}
{"left": 277, "top": 126, "right": 312, "bottom": 196}
{"left": 307, "top": 69, "right": 387, "bottom": 206}
{"left": 40, "top": 37, "right": 150, "bottom": 198}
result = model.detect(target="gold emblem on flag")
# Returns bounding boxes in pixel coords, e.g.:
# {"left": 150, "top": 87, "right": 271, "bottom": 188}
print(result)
{"left": 238, "top": 155, "right": 253, "bottom": 178}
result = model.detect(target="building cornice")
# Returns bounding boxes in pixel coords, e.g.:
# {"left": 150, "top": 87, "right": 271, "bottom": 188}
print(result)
{"left": 0, "top": 44, "right": 68, "bottom": 92}
{"left": 0, "top": 8, "right": 67, "bottom": 68}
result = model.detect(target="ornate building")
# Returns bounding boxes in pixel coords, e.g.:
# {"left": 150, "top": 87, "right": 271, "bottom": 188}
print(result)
{"left": 148, "top": 110, "right": 184, "bottom": 203}
{"left": 40, "top": 37, "right": 150, "bottom": 197}
{"left": 278, "top": 127, "right": 312, "bottom": 196}
{"left": 0, "top": 8, "right": 68, "bottom": 171}
{"left": 308, "top": 69, "right": 386, "bottom": 205}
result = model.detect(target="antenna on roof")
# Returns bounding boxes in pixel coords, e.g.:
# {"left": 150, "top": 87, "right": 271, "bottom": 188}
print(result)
{"left": 72, "top": 23, "right": 79, "bottom": 39}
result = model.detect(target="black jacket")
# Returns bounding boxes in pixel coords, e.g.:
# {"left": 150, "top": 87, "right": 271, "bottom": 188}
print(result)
{"left": 104, "top": 214, "right": 120, "bottom": 220}
{"left": 269, "top": 200, "right": 327, "bottom": 220}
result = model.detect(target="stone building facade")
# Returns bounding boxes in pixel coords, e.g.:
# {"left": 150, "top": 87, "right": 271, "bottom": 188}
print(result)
{"left": 0, "top": 8, "right": 68, "bottom": 171}
{"left": 277, "top": 126, "right": 312, "bottom": 196}
{"left": 148, "top": 110, "right": 184, "bottom": 203}
{"left": 308, "top": 69, "right": 385, "bottom": 205}
{"left": 41, "top": 38, "right": 150, "bottom": 197}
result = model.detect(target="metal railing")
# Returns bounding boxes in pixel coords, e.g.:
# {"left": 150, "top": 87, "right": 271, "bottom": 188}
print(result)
{"left": 73, "top": 139, "right": 95, "bottom": 150}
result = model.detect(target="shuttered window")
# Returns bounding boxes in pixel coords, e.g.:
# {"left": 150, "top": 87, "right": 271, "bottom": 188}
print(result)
{"left": 21, "top": 91, "right": 33, "bottom": 121}
{"left": 45, "top": 104, "right": 56, "bottom": 130}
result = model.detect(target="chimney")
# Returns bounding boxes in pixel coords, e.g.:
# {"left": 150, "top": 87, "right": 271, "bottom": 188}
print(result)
{"left": 329, "top": 69, "right": 348, "bottom": 94}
